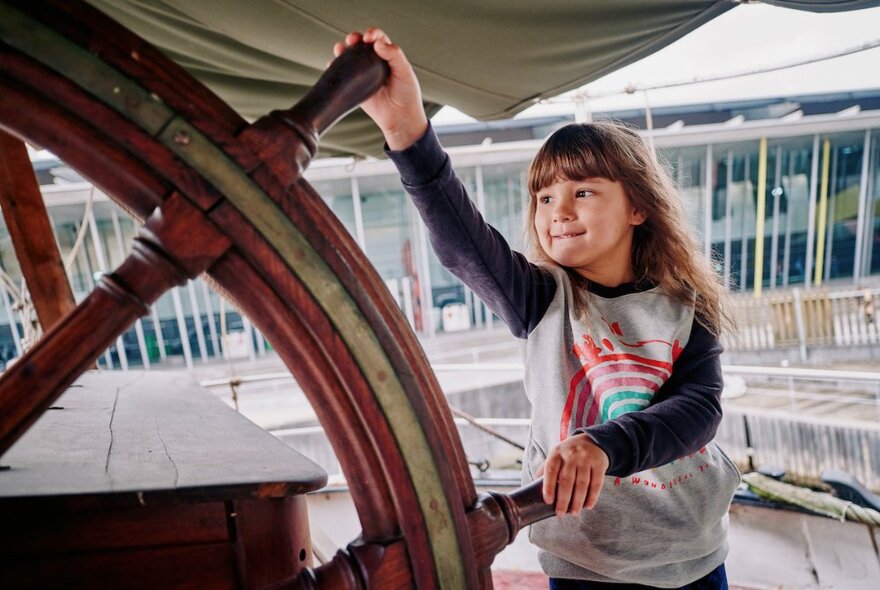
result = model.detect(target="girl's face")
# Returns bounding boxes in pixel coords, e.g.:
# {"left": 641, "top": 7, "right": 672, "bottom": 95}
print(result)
{"left": 533, "top": 177, "right": 646, "bottom": 286}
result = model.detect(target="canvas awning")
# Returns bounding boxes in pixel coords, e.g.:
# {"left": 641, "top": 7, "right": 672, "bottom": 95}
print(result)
{"left": 86, "top": 0, "right": 880, "bottom": 157}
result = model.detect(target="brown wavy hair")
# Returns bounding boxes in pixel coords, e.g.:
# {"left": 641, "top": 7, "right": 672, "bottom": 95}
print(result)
{"left": 526, "top": 122, "right": 733, "bottom": 336}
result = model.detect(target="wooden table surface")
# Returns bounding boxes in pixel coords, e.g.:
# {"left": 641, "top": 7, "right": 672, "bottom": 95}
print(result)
{"left": 0, "top": 370, "right": 327, "bottom": 503}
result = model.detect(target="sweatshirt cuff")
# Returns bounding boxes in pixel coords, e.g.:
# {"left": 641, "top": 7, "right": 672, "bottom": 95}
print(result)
{"left": 576, "top": 425, "right": 628, "bottom": 477}
{"left": 384, "top": 122, "right": 448, "bottom": 187}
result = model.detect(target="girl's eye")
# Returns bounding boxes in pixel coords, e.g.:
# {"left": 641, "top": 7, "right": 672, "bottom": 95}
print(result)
{"left": 576, "top": 189, "right": 591, "bottom": 198}
{"left": 539, "top": 196, "right": 551, "bottom": 204}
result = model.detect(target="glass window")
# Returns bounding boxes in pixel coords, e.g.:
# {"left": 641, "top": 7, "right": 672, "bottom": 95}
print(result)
{"left": 711, "top": 144, "right": 750, "bottom": 289}
{"left": 869, "top": 131, "right": 880, "bottom": 276}
{"left": 312, "top": 178, "right": 358, "bottom": 241}
{"left": 820, "top": 133, "right": 865, "bottom": 283}
{"left": 739, "top": 138, "right": 813, "bottom": 290}
{"left": 89, "top": 201, "right": 138, "bottom": 269}
{"left": 659, "top": 146, "right": 706, "bottom": 248}
{"left": 773, "top": 139, "right": 814, "bottom": 287}
{"left": 359, "top": 174, "right": 413, "bottom": 280}
{"left": 482, "top": 162, "right": 530, "bottom": 252}
{"left": 358, "top": 173, "right": 429, "bottom": 331}
{"left": 711, "top": 140, "right": 784, "bottom": 290}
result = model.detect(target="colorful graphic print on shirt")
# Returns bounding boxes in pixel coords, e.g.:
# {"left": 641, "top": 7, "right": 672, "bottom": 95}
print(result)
{"left": 560, "top": 317, "right": 685, "bottom": 440}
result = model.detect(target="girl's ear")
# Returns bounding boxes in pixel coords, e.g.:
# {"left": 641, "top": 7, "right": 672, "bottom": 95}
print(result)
{"left": 630, "top": 208, "right": 647, "bottom": 226}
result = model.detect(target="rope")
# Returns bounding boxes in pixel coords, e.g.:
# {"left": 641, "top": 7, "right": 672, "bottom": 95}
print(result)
{"left": 63, "top": 186, "right": 94, "bottom": 270}
{"left": 743, "top": 472, "right": 880, "bottom": 527}
{"left": 18, "top": 279, "right": 38, "bottom": 350}
{"left": 218, "top": 296, "right": 240, "bottom": 411}
{"left": 447, "top": 405, "right": 525, "bottom": 451}
{"left": 0, "top": 267, "right": 37, "bottom": 352}
{"left": 542, "top": 39, "right": 880, "bottom": 104}
{"left": 1, "top": 186, "right": 95, "bottom": 354}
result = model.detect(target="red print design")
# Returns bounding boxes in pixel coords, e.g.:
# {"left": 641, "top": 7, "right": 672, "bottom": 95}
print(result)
{"left": 560, "top": 318, "right": 682, "bottom": 440}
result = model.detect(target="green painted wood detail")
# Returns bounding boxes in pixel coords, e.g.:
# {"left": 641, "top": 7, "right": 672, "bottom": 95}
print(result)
{"left": 0, "top": 4, "right": 467, "bottom": 587}
{"left": 0, "top": 4, "right": 173, "bottom": 135}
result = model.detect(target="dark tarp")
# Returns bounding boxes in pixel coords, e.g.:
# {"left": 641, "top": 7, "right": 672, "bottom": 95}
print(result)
{"left": 86, "top": 0, "right": 880, "bottom": 157}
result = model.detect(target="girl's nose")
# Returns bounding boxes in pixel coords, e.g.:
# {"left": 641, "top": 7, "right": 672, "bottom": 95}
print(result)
{"left": 552, "top": 201, "right": 573, "bottom": 222}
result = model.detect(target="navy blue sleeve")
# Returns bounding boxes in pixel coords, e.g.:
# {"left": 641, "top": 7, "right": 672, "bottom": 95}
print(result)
{"left": 577, "top": 318, "right": 724, "bottom": 477}
{"left": 386, "top": 124, "right": 556, "bottom": 338}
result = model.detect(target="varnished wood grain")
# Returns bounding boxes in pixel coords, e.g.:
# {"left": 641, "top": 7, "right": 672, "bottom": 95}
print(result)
{"left": 10, "top": 0, "right": 250, "bottom": 156}
{"left": 0, "top": 542, "right": 239, "bottom": 590}
{"left": 233, "top": 497, "right": 313, "bottom": 589}
{"left": 0, "top": 371, "right": 321, "bottom": 590}
{"left": 278, "top": 539, "right": 414, "bottom": 590}
{"left": 0, "top": 129, "right": 75, "bottom": 331}
{"left": 0, "top": 66, "right": 163, "bottom": 220}
{"left": 0, "top": 48, "right": 221, "bottom": 215}
{"left": 206, "top": 245, "right": 401, "bottom": 541}
{"left": 0, "top": 501, "right": 229, "bottom": 555}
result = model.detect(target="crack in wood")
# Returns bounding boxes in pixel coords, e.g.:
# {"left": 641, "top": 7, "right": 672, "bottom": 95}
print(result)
{"left": 156, "top": 419, "right": 179, "bottom": 488}
{"left": 104, "top": 387, "right": 120, "bottom": 473}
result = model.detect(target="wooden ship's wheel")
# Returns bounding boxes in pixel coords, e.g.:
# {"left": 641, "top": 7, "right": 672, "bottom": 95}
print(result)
{"left": 0, "top": 1, "right": 552, "bottom": 588}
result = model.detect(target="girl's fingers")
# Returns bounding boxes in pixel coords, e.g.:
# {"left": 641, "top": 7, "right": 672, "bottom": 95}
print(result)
{"left": 554, "top": 464, "right": 576, "bottom": 516}
{"left": 363, "top": 27, "right": 391, "bottom": 44}
{"left": 371, "top": 37, "right": 403, "bottom": 66}
{"left": 569, "top": 471, "right": 590, "bottom": 514}
{"left": 586, "top": 465, "right": 605, "bottom": 509}
{"left": 362, "top": 28, "right": 403, "bottom": 66}
{"left": 541, "top": 457, "right": 560, "bottom": 505}
{"left": 334, "top": 31, "right": 362, "bottom": 59}
{"left": 335, "top": 29, "right": 400, "bottom": 69}
{"left": 345, "top": 31, "right": 362, "bottom": 46}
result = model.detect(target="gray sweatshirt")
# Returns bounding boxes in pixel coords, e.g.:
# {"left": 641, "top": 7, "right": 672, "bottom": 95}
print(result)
{"left": 523, "top": 266, "right": 740, "bottom": 586}
{"left": 387, "top": 125, "right": 741, "bottom": 586}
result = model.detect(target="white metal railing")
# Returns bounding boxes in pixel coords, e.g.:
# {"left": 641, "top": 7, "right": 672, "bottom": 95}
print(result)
{"left": 722, "top": 364, "right": 880, "bottom": 382}
{"left": 201, "top": 364, "right": 880, "bottom": 489}
{"left": 200, "top": 363, "right": 880, "bottom": 388}
{"left": 429, "top": 341, "right": 521, "bottom": 363}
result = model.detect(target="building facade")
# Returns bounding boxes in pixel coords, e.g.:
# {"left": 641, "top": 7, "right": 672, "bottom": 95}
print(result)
{"left": 3, "top": 91, "right": 879, "bottom": 369}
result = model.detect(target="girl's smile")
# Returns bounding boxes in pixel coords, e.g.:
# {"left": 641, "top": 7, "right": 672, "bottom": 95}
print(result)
{"left": 534, "top": 177, "right": 645, "bottom": 287}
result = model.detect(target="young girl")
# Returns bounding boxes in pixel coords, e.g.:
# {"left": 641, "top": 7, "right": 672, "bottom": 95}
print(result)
{"left": 334, "top": 29, "right": 741, "bottom": 589}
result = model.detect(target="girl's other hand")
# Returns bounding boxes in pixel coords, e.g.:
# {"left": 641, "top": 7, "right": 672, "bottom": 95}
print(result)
{"left": 535, "top": 433, "right": 610, "bottom": 516}
{"left": 332, "top": 28, "right": 428, "bottom": 150}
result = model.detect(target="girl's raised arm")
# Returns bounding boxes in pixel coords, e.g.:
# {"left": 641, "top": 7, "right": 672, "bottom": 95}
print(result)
{"left": 333, "top": 29, "right": 428, "bottom": 150}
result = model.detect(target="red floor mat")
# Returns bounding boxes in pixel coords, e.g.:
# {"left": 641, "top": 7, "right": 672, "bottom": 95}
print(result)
{"left": 491, "top": 571, "right": 548, "bottom": 589}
